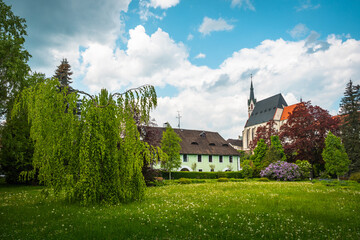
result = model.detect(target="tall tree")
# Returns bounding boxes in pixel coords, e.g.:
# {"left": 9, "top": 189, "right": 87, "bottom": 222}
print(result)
{"left": 322, "top": 132, "right": 350, "bottom": 180}
{"left": 13, "top": 78, "right": 157, "bottom": 205}
{"left": 0, "top": 73, "right": 45, "bottom": 183}
{"left": 280, "top": 101, "right": 339, "bottom": 177}
{"left": 160, "top": 125, "right": 182, "bottom": 180}
{"left": 339, "top": 80, "right": 360, "bottom": 172}
{"left": 0, "top": 0, "right": 31, "bottom": 117}
{"left": 54, "top": 58, "right": 73, "bottom": 89}
{"left": 252, "top": 139, "right": 268, "bottom": 169}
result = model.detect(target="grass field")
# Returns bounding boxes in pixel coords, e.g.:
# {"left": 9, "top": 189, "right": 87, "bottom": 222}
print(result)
{"left": 1, "top": 181, "right": 359, "bottom": 239}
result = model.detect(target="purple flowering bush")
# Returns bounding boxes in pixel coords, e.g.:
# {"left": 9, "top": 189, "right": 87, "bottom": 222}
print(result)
{"left": 260, "top": 161, "right": 301, "bottom": 181}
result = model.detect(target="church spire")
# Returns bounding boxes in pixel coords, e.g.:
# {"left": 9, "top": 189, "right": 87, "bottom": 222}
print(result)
{"left": 247, "top": 74, "right": 256, "bottom": 118}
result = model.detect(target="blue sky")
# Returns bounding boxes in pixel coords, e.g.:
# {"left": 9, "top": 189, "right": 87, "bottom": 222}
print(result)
{"left": 6, "top": 0, "right": 360, "bottom": 139}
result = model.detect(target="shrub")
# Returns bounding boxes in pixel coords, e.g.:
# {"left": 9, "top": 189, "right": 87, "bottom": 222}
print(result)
{"left": 178, "top": 178, "right": 192, "bottom": 184}
{"left": 257, "top": 177, "right": 270, "bottom": 182}
{"left": 295, "top": 160, "right": 311, "bottom": 180}
{"left": 217, "top": 178, "right": 229, "bottom": 182}
{"left": 241, "top": 165, "right": 254, "bottom": 178}
{"left": 160, "top": 171, "right": 243, "bottom": 179}
{"left": 349, "top": 172, "right": 360, "bottom": 183}
{"left": 260, "top": 161, "right": 300, "bottom": 181}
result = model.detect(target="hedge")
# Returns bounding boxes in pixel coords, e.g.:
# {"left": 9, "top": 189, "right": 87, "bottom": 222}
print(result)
{"left": 160, "top": 171, "right": 243, "bottom": 180}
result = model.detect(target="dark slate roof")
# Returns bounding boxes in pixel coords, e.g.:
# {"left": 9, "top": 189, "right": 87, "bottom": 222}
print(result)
{"left": 245, "top": 93, "right": 288, "bottom": 128}
{"left": 226, "top": 139, "right": 243, "bottom": 148}
{"left": 143, "top": 127, "right": 240, "bottom": 156}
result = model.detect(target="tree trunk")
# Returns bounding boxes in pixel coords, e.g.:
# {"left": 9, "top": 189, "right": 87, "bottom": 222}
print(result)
{"left": 169, "top": 171, "right": 171, "bottom": 180}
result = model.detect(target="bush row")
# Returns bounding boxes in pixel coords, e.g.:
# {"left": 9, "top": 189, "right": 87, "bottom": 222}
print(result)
{"left": 160, "top": 171, "right": 243, "bottom": 180}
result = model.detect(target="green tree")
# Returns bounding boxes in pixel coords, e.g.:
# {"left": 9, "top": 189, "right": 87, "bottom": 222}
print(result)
{"left": 295, "top": 160, "right": 312, "bottom": 180}
{"left": 261, "top": 136, "right": 286, "bottom": 169}
{"left": 0, "top": 73, "right": 45, "bottom": 183}
{"left": 54, "top": 58, "right": 73, "bottom": 89}
{"left": 160, "top": 125, "right": 182, "bottom": 180}
{"left": 339, "top": 79, "right": 360, "bottom": 172}
{"left": 252, "top": 139, "right": 268, "bottom": 168}
{"left": 13, "top": 78, "right": 157, "bottom": 204}
{"left": 0, "top": 0, "right": 31, "bottom": 117}
{"left": 322, "top": 132, "right": 350, "bottom": 180}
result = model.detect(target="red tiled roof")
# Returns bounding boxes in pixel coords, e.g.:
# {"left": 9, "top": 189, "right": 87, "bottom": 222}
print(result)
{"left": 280, "top": 103, "right": 303, "bottom": 121}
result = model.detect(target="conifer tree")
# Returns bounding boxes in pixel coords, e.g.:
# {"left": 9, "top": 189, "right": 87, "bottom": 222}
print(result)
{"left": 54, "top": 58, "right": 73, "bottom": 88}
{"left": 339, "top": 80, "right": 360, "bottom": 172}
{"left": 322, "top": 132, "right": 350, "bottom": 180}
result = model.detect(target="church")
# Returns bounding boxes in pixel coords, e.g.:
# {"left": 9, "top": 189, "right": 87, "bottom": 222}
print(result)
{"left": 242, "top": 80, "right": 301, "bottom": 151}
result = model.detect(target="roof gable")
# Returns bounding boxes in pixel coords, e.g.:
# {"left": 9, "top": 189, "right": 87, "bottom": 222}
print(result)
{"left": 144, "top": 127, "right": 240, "bottom": 156}
{"left": 245, "top": 93, "right": 288, "bottom": 127}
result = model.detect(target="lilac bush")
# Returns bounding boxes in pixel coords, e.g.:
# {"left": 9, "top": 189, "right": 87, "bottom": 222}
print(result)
{"left": 260, "top": 161, "right": 301, "bottom": 181}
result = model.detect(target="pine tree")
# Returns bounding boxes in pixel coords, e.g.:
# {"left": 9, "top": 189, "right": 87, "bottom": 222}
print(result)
{"left": 54, "top": 58, "right": 73, "bottom": 88}
{"left": 339, "top": 80, "right": 360, "bottom": 173}
{"left": 322, "top": 132, "right": 350, "bottom": 180}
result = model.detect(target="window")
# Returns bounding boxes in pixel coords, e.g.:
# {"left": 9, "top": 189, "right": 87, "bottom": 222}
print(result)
{"left": 209, "top": 155, "right": 212, "bottom": 163}
{"left": 209, "top": 143, "right": 215, "bottom": 146}
{"left": 219, "top": 155, "right": 223, "bottom": 163}
{"left": 191, "top": 142, "right": 198, "bottom": 145}
{"left": 183, "top": 154, "right": 188, "bottom": 162}
{"left": 198, "top": 155, "right": 202, "bottom": 162}
{"left": 199, "top": 169, "right": 203, "bottom": 172}
{"left": 229, "top": 156, "right": 233, "bottom": 163}
{"left": 210, "top": 169, "right": 214, "bottom": 172}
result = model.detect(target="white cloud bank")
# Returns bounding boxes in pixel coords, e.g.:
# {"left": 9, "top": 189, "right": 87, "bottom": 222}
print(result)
{"left": 198, "top": 17, "right": 234, "bottom": 36}
{"left": 79, "top": 25, "right": 360, "bottom": 139}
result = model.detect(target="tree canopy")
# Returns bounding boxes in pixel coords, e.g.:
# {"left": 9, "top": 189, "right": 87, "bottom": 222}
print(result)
{"left": 322, "top": 132, "right": 350, "bottom": 180}
{"left": 54, "top": 58, "right": 73, "bottom": 89}
{"left": 339, "top": 79, "right": 360, "bottom": 172}
{"left": 13, "top": 78, "right": 158, "bottom": 204}
{"left": 0, "top": 0, "right": 31, "bottom": 117}
{"left": 280, "top": 101, "right": 339, "bottom": 171}
{"left": 160, "top": 125, "right": 182, "bottom": 179}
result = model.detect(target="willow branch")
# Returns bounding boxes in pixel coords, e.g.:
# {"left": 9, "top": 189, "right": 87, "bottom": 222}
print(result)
{"left": 71, "top": 84, "right": 152, "bottom": 108}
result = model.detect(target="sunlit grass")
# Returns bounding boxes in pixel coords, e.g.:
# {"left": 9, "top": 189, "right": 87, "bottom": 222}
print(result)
{"left": 1, "top": 181, "right": 359, "bottom": 239}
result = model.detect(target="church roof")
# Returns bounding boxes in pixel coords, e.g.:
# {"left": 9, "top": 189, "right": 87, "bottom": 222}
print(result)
{"left": 245, "top": 93, "right": 288, "bottom": 128}
{"left": 143, "top": 127, "right": 240, "bottom": 156}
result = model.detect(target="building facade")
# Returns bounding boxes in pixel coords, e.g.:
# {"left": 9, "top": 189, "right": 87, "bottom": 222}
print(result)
{"left": 144, "top": 127, "right": 241, "bottom": 172}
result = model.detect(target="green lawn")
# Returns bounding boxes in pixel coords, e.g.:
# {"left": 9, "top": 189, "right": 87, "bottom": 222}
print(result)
{"left": 1, "top": 181, "right": 359, "bottom": 239}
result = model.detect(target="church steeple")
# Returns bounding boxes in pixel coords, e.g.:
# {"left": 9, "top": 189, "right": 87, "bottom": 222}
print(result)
{"left": 247, "top": 74, "right": 256, "bottom": 118}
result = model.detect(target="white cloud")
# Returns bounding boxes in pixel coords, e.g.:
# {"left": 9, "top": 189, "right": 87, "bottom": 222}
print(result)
{"left": 79, "top": 25, "right": 360, "bottom": 139}
{"left": 149, "top": 0, "right": 180, "bottom": 9}
{"left": 231, "top": 0, "right": 255, "bottom": 10}
{"left": 139, "top": 0, "right": 179, "bottom": 21}
{"left": 289, "top": 23, "right": 309, "bottom": 39}
{"left": 195, "top": 53, "right": 206, "bottom": 59}
{"left": 187, "top": 34, "right": 194, "bottom": 41}
{"left": 296, "top": 0, "right": 320, "bottom": 11}
{"left": 199, "top": 17, "right": 234, "bottom": 36}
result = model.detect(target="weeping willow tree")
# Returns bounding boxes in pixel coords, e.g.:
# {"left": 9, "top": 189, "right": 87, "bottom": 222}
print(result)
{"left": 13, "top": 78, "right": 158, "bottom": 205}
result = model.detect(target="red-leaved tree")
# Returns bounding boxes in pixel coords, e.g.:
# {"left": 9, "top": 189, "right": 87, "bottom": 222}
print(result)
{"left": 249, "top": 120, "right": 277, "bottom": 150}
{"left": 279, "top": 101, "right": 339, "bottom": 175}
